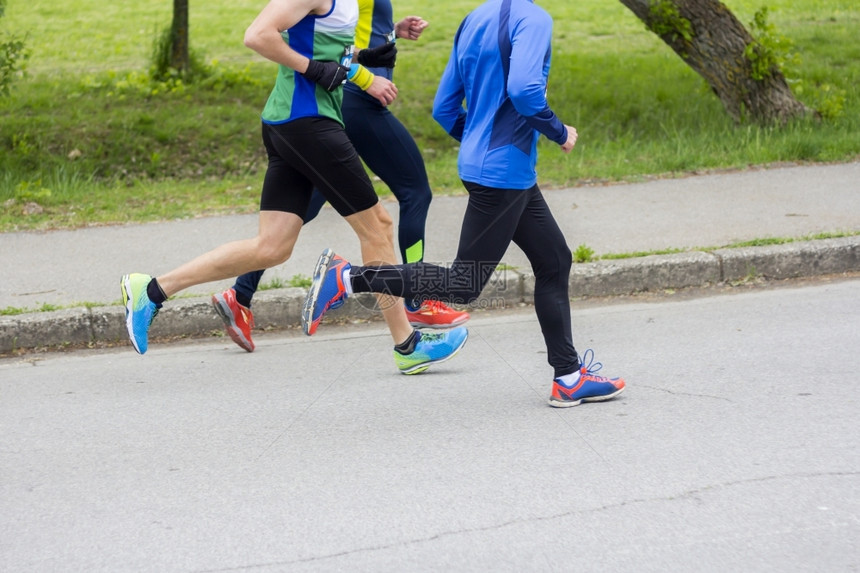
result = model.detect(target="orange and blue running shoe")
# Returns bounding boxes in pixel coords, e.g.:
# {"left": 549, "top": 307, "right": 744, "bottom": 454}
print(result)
{"left": 121, "top": 273, "right": 159, "bottom": 355}
{"left": 302, "top": 248, "right": 350, "bottom": 336}
{"left": 394, "top": 327, "right": 469, "bottom": 374}
{"left": 405, "top": 299, "right": 470, "bottom": 329}
{"left": 548, "top": 349, "right": 626, "bottom": 408}
{"left": 212, "top": 288, "right": 255, "bottom": 352}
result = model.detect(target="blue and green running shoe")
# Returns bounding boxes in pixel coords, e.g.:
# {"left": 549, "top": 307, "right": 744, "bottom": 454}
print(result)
{"left": 302, "top": 248, "right": 351, "bottom": 336}
{"left": 121, "top": 273, "right": 159, "bottom": 354}
{"left": 394, "top": 327, "right": 469, "bottom": 375}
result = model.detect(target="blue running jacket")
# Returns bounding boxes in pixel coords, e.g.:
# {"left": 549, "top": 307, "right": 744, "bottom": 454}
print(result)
{"left": 432, "top": 0, "right": 567, "bottom": 189}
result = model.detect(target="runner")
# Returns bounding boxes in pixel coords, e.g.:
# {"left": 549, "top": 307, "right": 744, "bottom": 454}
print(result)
{"left": 121, "top": 0, "right": 467, "bottom": 374}
{"left": 212, "top": 3, "right": 468, "bottom": 353}
{"left": 300, "top": 0, "right": 625, "bottom": 406}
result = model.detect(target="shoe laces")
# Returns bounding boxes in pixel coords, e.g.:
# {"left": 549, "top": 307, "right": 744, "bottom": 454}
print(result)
{"left": 418, "top": 330, "right": 445, "bottom": 343}
{"left": 579, "top": 348, "right": 603, "bottom": 375}
{"left": 422, "top": 299, "right": 453, "bottom": 313}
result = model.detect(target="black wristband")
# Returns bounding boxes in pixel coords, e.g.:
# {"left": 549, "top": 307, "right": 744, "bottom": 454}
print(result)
{"left": 303, "top": 60, "right": 349, "bottom": 91}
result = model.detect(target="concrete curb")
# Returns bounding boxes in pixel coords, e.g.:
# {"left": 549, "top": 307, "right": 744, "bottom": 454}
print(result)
{"left": 1, "top": 236, "right": 857, "bottom": 354}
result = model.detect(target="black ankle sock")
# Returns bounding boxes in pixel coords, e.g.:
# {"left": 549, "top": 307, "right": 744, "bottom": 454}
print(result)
{"left": 146, "top": 278, "right": 167, "bottom": 307}
{"left": 235, "top": 291, "right": 252, "bottom": 308}
{"left": 394, "top": 329, "right": 421, "bottom": 355}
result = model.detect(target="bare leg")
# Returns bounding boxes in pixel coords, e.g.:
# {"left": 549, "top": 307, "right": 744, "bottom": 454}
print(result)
{"left": 343, "top": 203, "right": 412, "bottom": 344}
{"left": 157, "top": 211, "right": 304, "bottom": 297}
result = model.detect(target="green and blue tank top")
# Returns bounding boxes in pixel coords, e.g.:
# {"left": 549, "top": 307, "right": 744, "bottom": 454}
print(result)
{"left": 261, "top": 0, "right": 358, "bottom": 126}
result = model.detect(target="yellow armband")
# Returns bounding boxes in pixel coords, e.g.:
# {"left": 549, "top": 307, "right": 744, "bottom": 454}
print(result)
{"left": 347, "top": 64, "right": 374, "bottom": 91}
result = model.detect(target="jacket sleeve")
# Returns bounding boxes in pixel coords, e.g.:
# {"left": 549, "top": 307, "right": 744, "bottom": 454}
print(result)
{"left": 506, "top": 13, "right": 567, "bottom": 145}
{"left": 432, "top": 45, "right": 467, "bottom": 142}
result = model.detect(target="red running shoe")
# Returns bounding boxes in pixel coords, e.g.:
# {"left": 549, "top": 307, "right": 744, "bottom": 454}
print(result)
{"left": 405, "top": 299, "right": 470, "bottom": 329}
{"left": 211, "top": 288, "right": 255, "bottom": 352}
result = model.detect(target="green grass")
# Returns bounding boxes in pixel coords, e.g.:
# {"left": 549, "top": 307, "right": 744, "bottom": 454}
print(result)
{"left": 0, "top": 301, "right": 87, "bottom": 315}
{"left": 259, "top": 274, "right": 312, "bottom": 290}
{"left": 591, "top": 230, "right": 858, "bottom": 261}
{"left": 1, "top": 0, "right": 858, "bottom": 232}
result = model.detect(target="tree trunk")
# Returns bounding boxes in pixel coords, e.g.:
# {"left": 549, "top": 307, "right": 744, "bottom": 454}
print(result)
{"left": 169, "top": 0, "right": 189, "bottom": 74}
{"left": 618, "top": 0, "right": 810, "bottom": 123}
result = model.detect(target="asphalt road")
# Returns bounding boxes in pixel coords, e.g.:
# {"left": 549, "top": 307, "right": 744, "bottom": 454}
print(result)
{"left": 1, "top": 277, "right": 858, "bottom": 572}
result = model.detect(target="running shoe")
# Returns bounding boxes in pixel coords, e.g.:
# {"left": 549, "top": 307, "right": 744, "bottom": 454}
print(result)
{"left": 121, "top": 273, "right": 159, "bottom": 355}
{"left": 548, "top": 349, "right": 626, "bottom": 408}
{"left": 302, "top": 248, "right": 351, "bottom": 336}
{"left": 212, "top": 288, "right": 255, "bottom": 352}
{"left": 394, "top": 327, "right": 469, "bottom": 375}
{"left": 405, "top": 299, "right": 470, "bottom": 329}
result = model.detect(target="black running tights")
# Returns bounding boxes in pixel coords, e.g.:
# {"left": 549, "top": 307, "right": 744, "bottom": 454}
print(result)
{"left": 350, "top": 182, "right": 579, "bottom": 377}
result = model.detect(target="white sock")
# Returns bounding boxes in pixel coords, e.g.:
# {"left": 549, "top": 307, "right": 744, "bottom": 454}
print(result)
{"left": 342, "top": 267, "right": 353, "bottom": 297}
{"left": 556, "top": 370, "right": 581, "bottom": 387}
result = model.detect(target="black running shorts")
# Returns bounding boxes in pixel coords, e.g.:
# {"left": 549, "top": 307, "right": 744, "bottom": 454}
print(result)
{"left": 259, "top": 117, "right": 379, "bottom": 218}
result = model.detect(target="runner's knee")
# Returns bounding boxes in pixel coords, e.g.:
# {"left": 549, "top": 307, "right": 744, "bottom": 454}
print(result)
{"left": 532, "top": 244, "right": 572, "bottom": 283}
{"left": 256, "top": 236, "right": 294, "bottom": 268}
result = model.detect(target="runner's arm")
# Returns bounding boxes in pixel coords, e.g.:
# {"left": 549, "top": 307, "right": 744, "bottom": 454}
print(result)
{"left": 507, "top": 11, "right": 567, "bottom": 145}
{"left": 244, "top": 0, "right": 335, "bottom": 74}
{"left": 432, "top": 44, "right": 466, "bottom": 141}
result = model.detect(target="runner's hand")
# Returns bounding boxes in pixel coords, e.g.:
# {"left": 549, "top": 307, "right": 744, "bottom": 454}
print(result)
{"left": 303, "top": 60, "right": 349, "bottom": 91}
{"left": 561, "top": 125, "right": 578, "bottom": 153}
{"left": 357, "top": 42, "right": 397, "bottom": 68}
{"left": 365, "top": 75, "right": 398, "bottom": 106}
{"left": 395, "top": 16, "right": 429, "bottom": 41}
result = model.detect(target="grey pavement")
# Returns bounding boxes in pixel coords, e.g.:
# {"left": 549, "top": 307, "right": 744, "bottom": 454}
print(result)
{"left": 1, "top": 161, "right": 859, "bottom": 354}
{"left": 2, "top": 278, "right": 858, "bottom": 571}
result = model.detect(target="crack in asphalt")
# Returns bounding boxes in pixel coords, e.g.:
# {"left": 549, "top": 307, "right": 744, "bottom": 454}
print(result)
{"left": 193, "top": 470, "right": 859, "bottom": 572}
{"left": 636, "top": 383, "right": 735, "bottom": 403}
